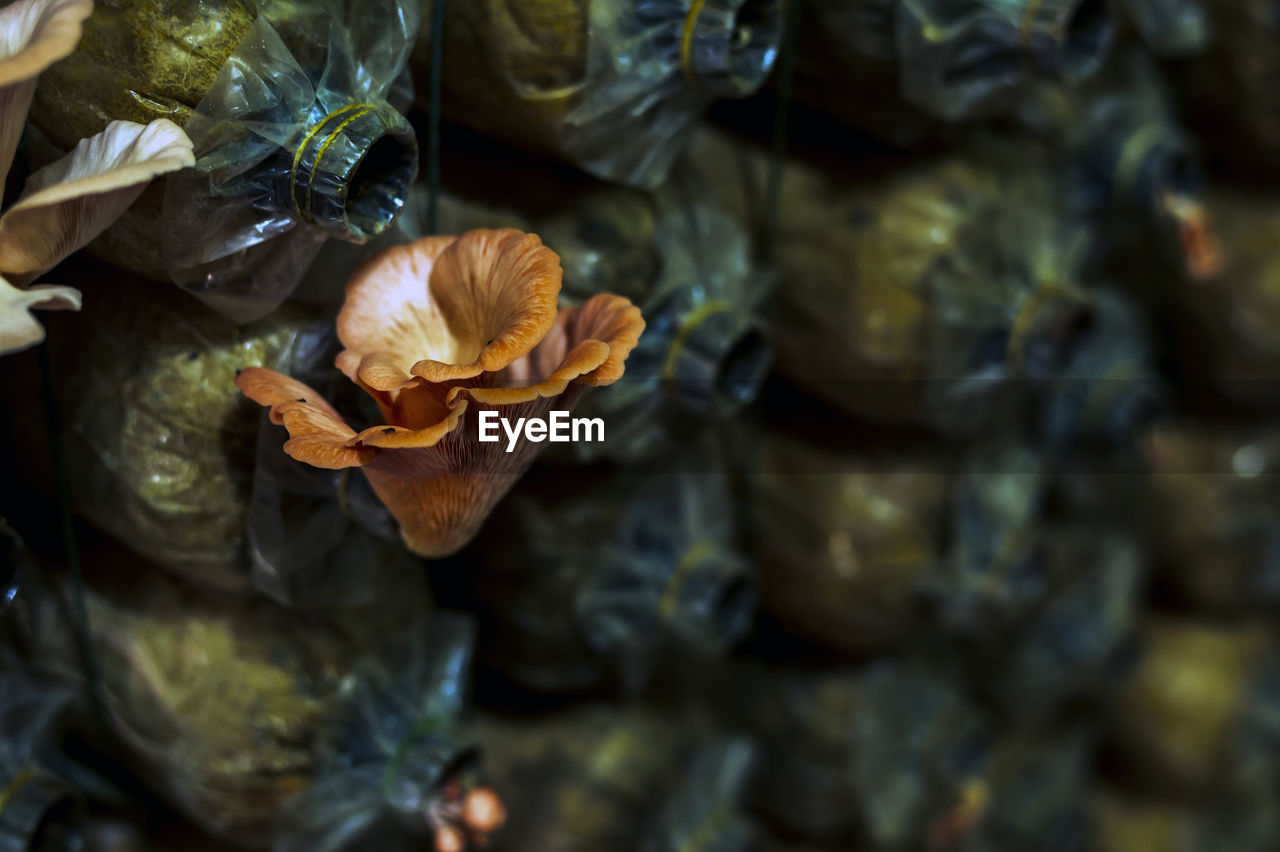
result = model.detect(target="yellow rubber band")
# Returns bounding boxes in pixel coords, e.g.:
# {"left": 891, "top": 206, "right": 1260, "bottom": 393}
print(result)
{"left": 0, "top": 769, "right": 34, "bottom": 817}
{"left": 660, "top": 539, "right": 716, "bottom": 624}
{"left": 289, "top": 103, "right": 377, "bottom": 216}
{"left": 1082, "top": 357, "right": 1140, "bottom": 425}
{"left": 678, "top": 804, "right": 733, "bottom": 852}
{"left": 662, "top": 299, "right": 733, "bottom": 382}
{"left": 1018, "top": 0, "right": 1047, "bottom": 59}
{"left": 681, "top": 0, "right": 708, "bottom": 84}
{"left": 306, "top": 106, "right": 378, "bottom": 217}
{"left": 987, "top": 524, "right": 1034, "bottom": 590}
{"left": 1113, "top": 123, "right": 1165, "bottom": 203}
{"left": 1007, "top": 285, "right": 1077, "bottom": 373}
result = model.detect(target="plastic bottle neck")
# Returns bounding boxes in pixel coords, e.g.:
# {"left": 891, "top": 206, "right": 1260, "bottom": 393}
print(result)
{"left": 288, "top": 103, "right": 418, "bottom": 243}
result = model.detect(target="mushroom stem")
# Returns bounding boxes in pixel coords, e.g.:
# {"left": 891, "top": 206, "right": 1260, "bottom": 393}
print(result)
{"left": 360, "top": 469, "right": 502, "bottom": 559}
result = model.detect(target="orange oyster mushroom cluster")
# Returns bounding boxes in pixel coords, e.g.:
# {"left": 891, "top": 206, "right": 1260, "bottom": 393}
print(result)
{"left": 237, "top": 228, "right": 645, "bottom": 558}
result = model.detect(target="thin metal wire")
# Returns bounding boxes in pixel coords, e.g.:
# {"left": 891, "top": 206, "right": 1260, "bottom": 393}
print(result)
{"left": 427, "top": 0, "right": 447, "bottom": 234}
{"left": 761, "top": 0, "right": 802, "bottom": 266}
{"left": 38, "top": 341, "right": 105, "bottom": 725}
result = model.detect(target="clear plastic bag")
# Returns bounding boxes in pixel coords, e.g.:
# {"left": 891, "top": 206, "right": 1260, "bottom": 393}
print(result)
{"left": 161, "top": 0, "right": 420, "bottom": 322}
{"left": 895, "top": 0, "right": 1115, "bottom": 121}
{"left": 474, "top": 704, "right": 742, "bottom": 852}
{"left": 435, "top": 0, "right": 780, "bottom": 189}
{"left": 733, "top": 141, "right": 1092, "bottom": 435}
{"left": 476, "top": 459, "right": 754, "bottom": 694}
{"left": 1020, "top": 47, "right": 1216, "bottom": 285}
{"left": 959, "top": 731, "right": 1095, "bottom": 852}
{"left": 563, "top": 0, "right": 780, "bottom": 187}
{"left": 1113, "top": 619, "right": 1280, "bottom": 797}
{"left": 1172, "top": 1, "right": 1280, "bottom": 182}
{"left": 932, "top": 442, "right": 1049, "bottom": 635}
{"left": 0, "top": 521, "right": 24, "bottom": 622}
{"left": 641, "top": 738, "right": 758, "bottom": 852}
{"left": 990, "top": 529, "right": 1143, "bottom": 717}
{"left": 724, "top": 662, "right": 989, "bottom": 848}
{"left": 23, "top": 537, "right": 437, "bottom": 845}
{"left": 1039, "top": 288, "right": 1161, "bottom": 450}
{"left": 552, "top": 196, "right": 772, "bottom": 462}
{"left": 8, "top": 280, "right": 330, "bottom": 592}
{"left": 274, "top": 616, "right": 491, "bottom": 852}
{"left": 750, "top": 434, "right": 949, "bottom": 656}
{"left": 6, "top": 271, "right": 414, "bottom": 603}
{"left": 850, "top": 665, "right": 990, "bottom": 849}
{"left": 1141, "top": 424, "right": 1280, "bottom": 611}
{"left": 0, "top": 661, "right": 84, "bottom": 852}
{"left": 1121, "top": 0, "right": 1210, "bottom": 56}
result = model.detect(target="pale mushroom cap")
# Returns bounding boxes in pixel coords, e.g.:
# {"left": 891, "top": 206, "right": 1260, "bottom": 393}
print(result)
{"left": 240, "top": 229, "right": 645, "bottom": 558}
{"left": 0, "top": 119, "right": 195, "bottom": 282}
{"left": 0, "top": 0, "right": 94, "bottom": 204}
{"left": 338, "top": 229, "right": 562, "bottom": 390}
{"left": 0, "top": 0, "right": 92, "bottom": 86}
{"left": 0, "top": 274, "right": 78, "bottom": 354}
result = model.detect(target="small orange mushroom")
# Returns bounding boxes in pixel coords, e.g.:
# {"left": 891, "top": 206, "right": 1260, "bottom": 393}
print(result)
{"left": 461, "top": 786, "right": 506, "bottom": 836}
{"left": 238, "top": 228, "right": 644, "bottom": 557}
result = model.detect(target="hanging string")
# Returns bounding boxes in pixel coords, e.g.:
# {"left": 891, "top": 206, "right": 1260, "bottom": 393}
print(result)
{"left": 426, "top": 0, "right": 447, "bottom": 234}
{"left": 38, "top": 341, "right": 105, "bottom": 726}
{"left": 760, "top": 0, "right": 802, "bottom": 266}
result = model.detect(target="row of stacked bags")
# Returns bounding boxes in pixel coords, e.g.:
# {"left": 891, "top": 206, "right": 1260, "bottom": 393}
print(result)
{"left": 0, "top": 0, "right": 1278, "bottom": 848}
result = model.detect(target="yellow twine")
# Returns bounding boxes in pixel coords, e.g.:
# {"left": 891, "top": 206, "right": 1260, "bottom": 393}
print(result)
{"left": 1113, "top": 123, "right": 1165, "bottom": 203}
{"left": 1082, "top": 357, "right": 1140, "bottom": 425}
{"left": 1007, "top": 285, "right": 1077, "bottom": 373}
{"left": 660, "top": 540, "right": 716, "bottom": 624}
{"left": 0, "top": 770, "right": 34, "bottom": 818}
{"left": 1019, "top": 0, "right": 1046, "bottom": 51}
{"left": 662, "top": 299, "right": 733, "bottom": 382}
{"left": 681, "top": 0, "right": 708, "bottom": 84}
{"left": 289, "top": 103, "right": 377, "bottom": 217}
{"left": 308, "top": 106, "right": 377, "bottom": 215}
{"left": 678, "top": 805, "right": 733, "bottom": 852}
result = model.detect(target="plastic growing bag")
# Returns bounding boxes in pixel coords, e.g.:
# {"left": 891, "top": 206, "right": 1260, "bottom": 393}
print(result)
{"left": 162, "top": 0, "right": 420, "bottom": 321}
{"left": 275, "top": 617, "right": 495, "bottom": 852}
{"left": 29, "top": 0, "right": 420, "bottom": 323}
{"left": 434, "top": 0, "right": 780, "bottom": 189}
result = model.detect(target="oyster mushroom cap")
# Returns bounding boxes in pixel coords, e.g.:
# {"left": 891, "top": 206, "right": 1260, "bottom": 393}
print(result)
{"left": 237, "top": 228, "right": 645, "bottom": 557}
{"left": 0, "top": 0, "right": 91, "bottom": 85}
{"left": 336, "top": 229, "right": 563, "bottom": 390}
{"left": 0, "top": 274, "right": 77, "bottom": 354}
{"left": 0, "top": 118, "right": 195, "bottom": 284}
{"left": 236, "top": 294, "right": 644, "bottom": 463}
{"left": 236, "top": 368, "right": 376, "bottom": 470}
{"left": 0, "top": 0, "right": 93, "bottom": 180}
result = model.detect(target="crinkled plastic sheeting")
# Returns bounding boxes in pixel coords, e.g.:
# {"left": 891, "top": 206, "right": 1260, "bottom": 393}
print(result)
{"left": 435, "top": 0, "right": 779, "bottom": 190}
{"left": 163, "top": 0, "right": 420, "bottom": 322}
{"left": 275, "top": 617, "right": 482, "bottom": 852}
{"left": 563, "top": 0, "right": 781, "bottom": 187}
